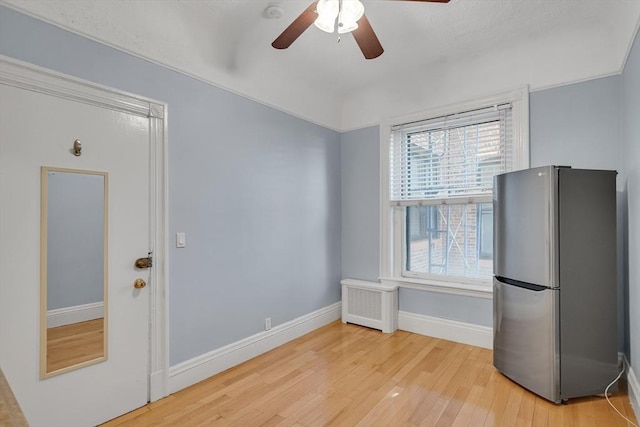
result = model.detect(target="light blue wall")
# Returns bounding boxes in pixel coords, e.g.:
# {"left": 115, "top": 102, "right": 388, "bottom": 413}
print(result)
{"left": 622, "top": 30, "right": 640, "bottom": 382}
{"left": 0, "top": 6, "right": 342, "bottom": 365}
{"left": 341, "top": 127, "right": 380, "bottom": 282}
{"left": 530, "top": 76, "right": 622, "bottom": 171}
{"left": 46, "top": 171, "right": 104, "bottom": 310}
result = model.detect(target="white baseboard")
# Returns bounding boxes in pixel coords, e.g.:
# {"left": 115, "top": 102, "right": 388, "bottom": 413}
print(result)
{"left": 398, "top": 310, "right": 493, "bottom": 349}
{"left": 169, "top": 302, "right": 341, "bottom": 394}
{"left": 626, "top": 357, "right": 640, "bottom": 421}
{"left": 47, "top": 301, "right": 104, "bottom": 328}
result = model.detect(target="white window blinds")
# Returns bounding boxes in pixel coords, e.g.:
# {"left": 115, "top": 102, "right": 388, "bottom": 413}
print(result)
{"left": 389, "top": 104, "right": 513, "bottom": 205}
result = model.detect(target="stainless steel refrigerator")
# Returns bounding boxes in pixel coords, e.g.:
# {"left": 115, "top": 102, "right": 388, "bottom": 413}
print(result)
{"left": 493, "top": 165, "right": 618, "bottom": 403}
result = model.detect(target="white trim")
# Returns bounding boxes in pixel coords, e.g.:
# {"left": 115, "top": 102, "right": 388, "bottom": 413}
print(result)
{"left": 169, "top": 302, "right": 341, "bottom": 394}
{"left": 511, "top": 89, "right": 530, "bottom": 171}
{"left": 340, "top": 278, "right": 398, "bottom": 292}
{"left": 626, "top": 356, "right": 640, "bottom": 421}
{"left": 390, "top": 195, "right": 494, "bottom": 207}
{"left": 379, "top": 88, "right": 530, "bottom": 294}
{"left": 47, "top": 302, "right": 104, "bottom": 328}
{"left": 0, "top": 56, "right": 155, "bottom": 118}
{"left": 398, "top": 310, "right": 493, "bottom": 349}
{"left": 0, "top": 55, "right": 170, "bottom": 403}
{"left": 382, "top": 277, "right": 493, "bottom": 299}
{"left": 528, "top": 71, "right": 626, "bottom": 94}
{"left": 147, "top": 100, "right": 170, "bottom": 402}
{"left": 379, "top": 122, "right": 393, "bottom": 279}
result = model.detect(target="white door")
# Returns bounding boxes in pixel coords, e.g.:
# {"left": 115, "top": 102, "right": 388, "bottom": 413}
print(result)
{"left": 0, "top": 60, "right": 166, "bottom": 426}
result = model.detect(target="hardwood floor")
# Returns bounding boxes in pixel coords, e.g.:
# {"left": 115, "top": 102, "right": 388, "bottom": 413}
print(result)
{"left": 103, "top": 321, "right": 638, "bottom": 426}
{"left": 47, "top": 318, "right": 104, "bottom": 373}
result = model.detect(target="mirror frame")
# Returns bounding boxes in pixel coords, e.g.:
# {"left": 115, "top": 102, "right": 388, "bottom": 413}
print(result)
{"left": 40, "top": 166, "right": 109, "bottom": 379}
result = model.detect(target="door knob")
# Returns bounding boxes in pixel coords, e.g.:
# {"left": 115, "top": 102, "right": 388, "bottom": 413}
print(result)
{"left": 134, "top": 278, "right": 147, "bottom": 289}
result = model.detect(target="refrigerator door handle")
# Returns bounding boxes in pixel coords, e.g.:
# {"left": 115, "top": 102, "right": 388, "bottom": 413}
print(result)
{"left": 495, "top": 276, "right": 548, "bottom": 291}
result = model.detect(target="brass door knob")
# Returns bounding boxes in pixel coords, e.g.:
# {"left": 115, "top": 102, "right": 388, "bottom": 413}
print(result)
{"left": 135, "top": 256, "right": 152, "bottom": 269}
{"left": 134, "top": 278, "right": 147, "bottom": 289}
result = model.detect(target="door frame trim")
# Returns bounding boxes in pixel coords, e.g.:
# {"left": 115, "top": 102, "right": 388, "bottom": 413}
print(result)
{"left": 0, "top": 55, "right": 169, "bottom": 402}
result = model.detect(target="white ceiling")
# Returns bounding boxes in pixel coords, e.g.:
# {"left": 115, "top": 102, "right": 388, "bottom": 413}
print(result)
{"left": 2, "top": 0, "right": 639, "bottom": 131}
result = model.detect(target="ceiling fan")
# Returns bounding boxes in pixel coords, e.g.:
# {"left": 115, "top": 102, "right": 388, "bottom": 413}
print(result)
{"left": 272, "top": 0, "right": 451, "bottom": 60}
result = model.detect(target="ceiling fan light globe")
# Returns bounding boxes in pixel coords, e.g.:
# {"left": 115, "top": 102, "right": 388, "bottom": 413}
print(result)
{"left": 315, "top": 0, "right": 339, "bottom": 33}
{"left": 341, "top": 0, "right": 365, "bottom": 21}
{"left": 314, "top": 17, "right": 336, "bottom": 33}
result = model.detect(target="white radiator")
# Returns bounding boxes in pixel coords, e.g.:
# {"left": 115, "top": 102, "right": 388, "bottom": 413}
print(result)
{"left": 340, "top": 279, "right": 398, "bottom": 333}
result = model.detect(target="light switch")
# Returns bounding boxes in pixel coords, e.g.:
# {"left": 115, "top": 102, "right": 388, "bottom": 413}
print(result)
{"left": 176, "top": 232, "right": 186, "bottom": 248}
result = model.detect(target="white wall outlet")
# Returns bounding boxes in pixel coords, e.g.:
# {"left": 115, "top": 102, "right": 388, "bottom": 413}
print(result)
{"left": 264, "top": 317, "right": 271, "bottom": 331}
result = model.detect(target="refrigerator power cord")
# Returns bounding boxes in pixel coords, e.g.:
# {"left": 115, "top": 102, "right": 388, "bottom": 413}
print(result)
{"left": 604, "top": 363, "right": 638, "bottom": 427}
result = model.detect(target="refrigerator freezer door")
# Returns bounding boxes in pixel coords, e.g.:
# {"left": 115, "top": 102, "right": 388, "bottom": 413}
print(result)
{"left": 493, "top": 277, "right": 560, "bottom": 403}
{"left": 494, "top": 166, "right": 556, "bottom": 287}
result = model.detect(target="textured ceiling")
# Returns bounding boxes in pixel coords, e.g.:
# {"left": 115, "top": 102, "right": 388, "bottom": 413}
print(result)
{"left": 2, "top": 0, "right": 639, "bottom": 131}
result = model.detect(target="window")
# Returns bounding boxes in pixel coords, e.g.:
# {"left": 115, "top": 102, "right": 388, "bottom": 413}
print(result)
{"left": 405, "top": 203, "right": 494, "bottom": 280}
{"left": 381, "top": 90, "right": 529, "bottom": 293}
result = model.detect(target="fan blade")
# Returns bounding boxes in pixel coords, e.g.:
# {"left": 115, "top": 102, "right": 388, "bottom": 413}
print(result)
{"left": 272, "top": 2, "right": 318, "bottom": 49}
{"left": 352, "top": 14, "right": 384, "bottom": 60}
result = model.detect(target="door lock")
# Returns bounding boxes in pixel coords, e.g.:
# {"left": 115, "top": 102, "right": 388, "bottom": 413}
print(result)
{"left": 135, "top": 252, "right": 153, "bottom": 269}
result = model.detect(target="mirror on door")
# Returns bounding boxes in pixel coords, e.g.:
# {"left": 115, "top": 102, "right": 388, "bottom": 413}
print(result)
{"left": 40, "top": 167, "right": 108, "bottom": 378}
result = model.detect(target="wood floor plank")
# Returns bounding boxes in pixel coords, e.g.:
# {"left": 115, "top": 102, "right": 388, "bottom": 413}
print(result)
{"left": 483, "top": 368, "right": 517, "bottom": 426}
{"left": 390, "top": 338, "right": 440, "bottom": 383}
{"left": 275, "top": 393, "right": 325, "bottom": 425}
{"left": 530, "top": 397, "right": 550, "bottom": 427}
{"left": 102, "top": 321, "right": 639, "bottom": 427}
{"left": 378, "top": 371, "right": 433, "bottom": 426}
{"left": 543, "top": 395, "right": 565, "bottom": 427}
{"left": 449, "top": 383, "right": 487, "bottom": 427}
{"left": 448, "top": 351, "right": 492, "bottom": 427}
{"left": 432, "top": 365, "right": 478, "bottom": 426}
{"left": 407, "top": 343, "right": 472, "bottom": 425}
{"left": 297, "top": 392, "right": 353, "bottom": 426}
{"left": 499, "top": 383, "right": 525, "bottom": 426}
{"left": 514, "top": 387, "right": 536, "bottom": 427}
{"left": 373, "top": 384, "right": 427, "bottom": 426}
{"left": 354, "top": 385, "right": 406, "bottom": 426}
{"left": 326, "top": 380, "right": 398, "bottom": 426}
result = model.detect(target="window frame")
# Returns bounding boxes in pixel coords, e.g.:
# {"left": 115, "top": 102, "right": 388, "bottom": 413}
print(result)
{"left": 379, "top": 88, "right": 530, "bottom": 297}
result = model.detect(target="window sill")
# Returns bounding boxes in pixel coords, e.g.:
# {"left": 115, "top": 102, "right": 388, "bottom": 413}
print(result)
{"left": 379, "top": 276, "right": 493, "bottom": 299}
